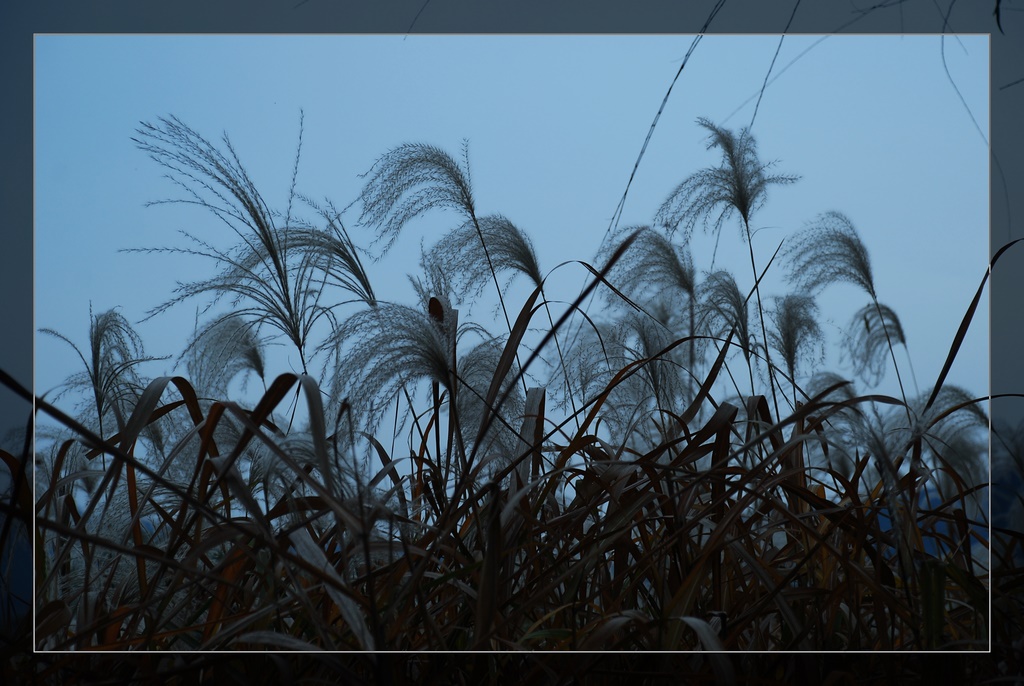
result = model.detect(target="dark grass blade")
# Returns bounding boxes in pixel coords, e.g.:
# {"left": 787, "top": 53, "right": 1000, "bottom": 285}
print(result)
{"left": 925, "top": 237, "right": 1024, "bottom": 413}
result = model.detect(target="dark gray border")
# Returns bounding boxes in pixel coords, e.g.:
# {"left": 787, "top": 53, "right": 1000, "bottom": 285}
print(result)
{"left": 3, "top": 0, "right": 1020, "bottom": 654}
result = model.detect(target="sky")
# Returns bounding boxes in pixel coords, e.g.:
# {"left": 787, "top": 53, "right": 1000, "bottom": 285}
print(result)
{"left": 34, "top": 34, "right": 989, "bottom": 442}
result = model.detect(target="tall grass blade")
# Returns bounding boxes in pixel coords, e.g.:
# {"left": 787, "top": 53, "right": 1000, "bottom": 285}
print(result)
{"left": 925, "top": 237, "right": 1023, "bottom": 412}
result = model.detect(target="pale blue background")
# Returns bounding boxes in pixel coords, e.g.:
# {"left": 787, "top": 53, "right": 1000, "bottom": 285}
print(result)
{"left": 34, "top": 34, "right": 989, "bottom": 431}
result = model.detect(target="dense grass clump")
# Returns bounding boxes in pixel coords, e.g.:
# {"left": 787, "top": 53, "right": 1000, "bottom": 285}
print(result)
{"left": 18, "top": 113, "right": 1020, "bottom": 674}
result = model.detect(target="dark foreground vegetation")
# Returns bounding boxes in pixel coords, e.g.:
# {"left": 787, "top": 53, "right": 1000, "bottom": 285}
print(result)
{"left": 5, "top": 108, "right": 1023, "bottom": 683}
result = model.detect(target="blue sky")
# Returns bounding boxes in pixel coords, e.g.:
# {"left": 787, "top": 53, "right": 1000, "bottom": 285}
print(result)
{"left": 34, "top": 34, "right": 989, "bottom": 433}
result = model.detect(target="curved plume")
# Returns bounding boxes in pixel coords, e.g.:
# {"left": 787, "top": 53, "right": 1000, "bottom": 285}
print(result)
{"left": 768, "top": 294, "right": 824, "bottom": 393}
{"left": 785, "top": 211, "right": 875, "bottom": 298}
{"left": 844, "top": 302, "right": 907, "bottom": 386}
{"left": 39, "top": 305, "right": 163, "bottom": 439}
{"left": 655, "top": 118, "right": 798, "bottom": 242}
{"left": 423, "top": 213, "right": 543, "bottom": 302}
{"left": 357, "top": 141, "right": 475, "bottom": 257}
{"left": 182, "top": 315, "right": 266, "bottom": 399}
{"left": 128, "top": 114, "right": 376, "bottom": 373}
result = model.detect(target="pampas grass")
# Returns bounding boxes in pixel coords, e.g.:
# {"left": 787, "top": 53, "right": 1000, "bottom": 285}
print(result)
{"left": 786, "top": 210, "right": 915, "bottom": 407}
{"left": 767, "top": 293, "right": 824, "bottom": 404}
{"left": 23, "top": 115, "right": 1005, "bottom": 668}
{"left": 656, "top": 119, "right": 799, "bottom": 417}
{"left": 128, "top": 113, "right": 375, "bottom": 375}
{"left": 655, "top": 118, "right": 799, "bottom": 245}
{"left": 39, "top": 305, "right": 162, "bottom": 442}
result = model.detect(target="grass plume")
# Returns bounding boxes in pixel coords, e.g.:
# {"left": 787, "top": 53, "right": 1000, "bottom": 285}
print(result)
{"left": 23, "top": 116, "right": 1004, "bottom": 670}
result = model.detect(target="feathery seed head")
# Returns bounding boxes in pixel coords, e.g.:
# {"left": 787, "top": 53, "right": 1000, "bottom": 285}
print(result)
{"left": 130, "top": 115, "right": 376, "bottom": 372}
{"left": 321, "top": 302, "right": 456, "bottom": 435}
{"left": 424, "top": 214, "right": 543, "bottom": 304}
{"left": 768, "top": 294, "right": 824, "bottom": 383}
{"left": 600, "top": 225, "right": 696, "bottom": 305}
{"left": 357, "top": 142, "right": 476, "bottom": 257}
{"left": 698, "top": 270, "right": 753, "bottom": 359}
{"left": 786, "top": 211, "right": 875, "bottom": 298}
{"left": 39, "top": 306, "right": 162, "bottom": 437}
{"left": 843, "top": 302, "right": 907, "bottom": 386}
{"left": 655, "top": 118, "right": 798, "bottom": 241}
{"left": 182, "top": 315, "right": 265, "bottom": 399}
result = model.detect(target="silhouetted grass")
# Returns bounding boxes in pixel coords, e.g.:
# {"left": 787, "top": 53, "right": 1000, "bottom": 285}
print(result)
{"left": 18, "top": 116, "right": 1017, "bottom": 676}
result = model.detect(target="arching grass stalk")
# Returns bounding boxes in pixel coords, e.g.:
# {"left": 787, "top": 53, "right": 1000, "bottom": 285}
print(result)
{"left": 427, "top": 298, "right": 449, "bottom": 491}
{"left": 785, "top": 211, "right": 911, "bottom": 420}
{"left": 471, "top": 229, "right": 643, "bottom": 469}
{"left": 598, "top": 225, "right": 701, "bottom": 409}
{"left": 535, "top": 282, "right": 583, "bottom": 430}
{"left": 39, "top": 305, "right": 166, "bottom": 473}
{"left": 427, "top": 217, "right": 581, "bottom": 429}
{"left": 741, "top": 213, "right": 782, "bottom": 418}
{"left": 357, "top": 142, "right": 528, "bottom": 396}
{"left": 655, "top": 118, "right": 798, "bottom": 419}
{"left": 767, "top": 294, "right": 823, "bottom": 407}
{"left": 128, "top": 113, "right": 376, "bottom": 432}
{"left": 700, "top": 270, "right": 757, "bottom": 398}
